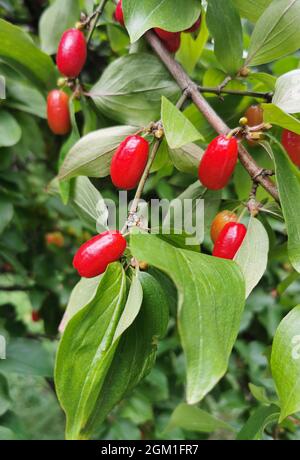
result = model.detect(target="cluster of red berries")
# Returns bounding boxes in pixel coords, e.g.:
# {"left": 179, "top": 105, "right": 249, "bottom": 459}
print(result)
{"left": 46, "top": 6, "right": 300, "bottom": 278}
{"left": 47, "top": 28, "right": 87, "bottom": 135}
{"left": 114, "top": 0, "right": 202, "bottom": 54}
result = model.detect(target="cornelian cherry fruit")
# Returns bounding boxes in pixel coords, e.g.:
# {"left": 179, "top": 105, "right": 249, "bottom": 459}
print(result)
{"left": 114, "top": 0, "right": 125, "bottom": 26}
{"left": 45, "top": 232, "right": 65, "bottom": 248}
{"left": 154, "top": 28, "right": 181, "bottom": 53}
{"left": 32, "top": 311, "right": 41, "bottom": 322}
{"left": 245, "top": 105, "right": 264, "bottom": 127}
{"left": 56, "top": 28, "right": 87, "bottom": 78}
{"left": 184, "top": 15, "right": 202, "bottom": 33}
{"left": 210, "top": 210, "right": 238, "bottom": 243}
{"left": 198, "top": 135, "right": 239, "bottom": 190}
{"left": 47, "top": 90, "right": 71, "bottom": 135}
{"left": 213, "top": 222, "right": 247, "bottom": 260}
{"left": 281, "top": 129, "right": 300, "bottom": 167}
{"left": 73, "top": 231, "right": 127, "bottom": 278}
{"left": 110, "top": 135, "right": 149, "bottom": 190}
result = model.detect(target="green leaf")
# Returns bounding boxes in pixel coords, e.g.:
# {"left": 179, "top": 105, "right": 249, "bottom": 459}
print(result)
{"left": 271, "top": 305, "right": 300, "bottom": 422}
{"left": 246, "top": 0, "right": 300, "bottom": 67}
{"left": 270, "top": 139, "right": 300, "bottom": 273}
{"left": 122, "top": 0, "right": 201, "bottom": 42}
{"left": 234, "top": 217, "right": 269, "bottom": 298}
{"left": 236, "top": 405, "right": 279, "bottom": 440}
{"left": 58, "top": 125, "right": 137, "bottom": 181}
{"left": 130, "top": 233, "right": 245, "bottom": 404}
{"left": 176, "top": 12, "right": 209, "bottom": 74}
{"left": 0, "top": 199, "right": 13, "bottom": 235}
{"left": 272, "top": 69, "right": 300, "bottom": 114}
{"left": 79, "top": 272, "right": 169, "bottom": 438}
{"left": 249, "top": 383, "right": 275, "bottom": 406}
{"left": 0, "top": 64, "right": 46, "bottom": 118}
{"left": 262, "top": 103, "right": 300, "bottom": 133}
{"left": 161, "top": 96, "right": 203, "bottom": 149}
{"left": 168, "top": 143, "right": 203, "bottom": 175}
{"left": 0, "top": 374, "right": 11, "bottom": 417}
{"left": 166, "top": 403, "right": 235, "bottom": 433}
{"left": 59, "top": 275, "right": 102, "bottom": 333}
{"left": 90, "top": 53, "right": 179, "bottom": 125}
{"left": 0, "top": 338, "right": 54, "bottom": 377}
{"left": 206, "top": 0, "right": 243, "bottom": 75}
{"left": 0, "top": 19, "right": 56, "bottom": 89}
{"left": 0, "top": 111, "right": 21, "bottom": 148}
{"left": 55, "top": 263, "right": 130, "bottom": 439}
{"left": 39, "top": 0, "right": 81, "bottom": 55}
{"left": 232, "top": 0, "right": 272, "bottom": 22}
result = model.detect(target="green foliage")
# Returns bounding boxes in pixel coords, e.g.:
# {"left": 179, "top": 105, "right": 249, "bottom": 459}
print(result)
{"left": 1, "top": 0, "right": 300, "bottom": 442}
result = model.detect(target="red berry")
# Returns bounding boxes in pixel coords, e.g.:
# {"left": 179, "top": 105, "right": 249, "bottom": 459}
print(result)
{"left": 110, "top": 135, "right": 149, "bottom": 190}
{"left": 213, "top": 222, "right": 247, "bottom": 260}
{"left": 210, "top": 210, "right": 238, "bottom": 243}
{"left": 56, "top": 28, "right": 87, "bottom": 78}
{"left": 32, "top": 311, "right": 41, "bottom": 322}
{"left": 47, "top": 90, "right": 71, "bottom": 135}
{"left": 198, "top": 135, "right": 239, "bottom": 190}
{"left": 73, "top": 231, "right": 127, "bottom": 278}
{"left": 154, "top": 28, "right": 181, "bottom": 53}
{"left": 45, "top": 232, "right": 65, "bottom": 248}
{"left": 184, "top": 15, "right": 202, "bottom": 33}
{"left": 281, "top": 129, "right": 300, "bottom": 167}
{"left": 114, "top": 0, "right": 125, "bottom": 26}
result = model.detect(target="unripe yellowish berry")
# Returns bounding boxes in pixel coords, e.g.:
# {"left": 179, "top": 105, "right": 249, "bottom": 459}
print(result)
{"left": 57, "top": 77, "right": 66, "bottom": 87}
{"left": 239, "top": 117, "right": 248, "bottom": 126}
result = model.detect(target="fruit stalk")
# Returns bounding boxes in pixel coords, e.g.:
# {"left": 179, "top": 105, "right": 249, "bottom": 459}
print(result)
{"left": 145, "top": 30, "right": 279, "bottom": 202}
{"left": 87, "top": 0, "right": 109, "bottom": 43}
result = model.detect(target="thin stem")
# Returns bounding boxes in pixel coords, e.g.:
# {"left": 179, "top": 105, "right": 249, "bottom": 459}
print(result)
{"left": 130, "top": 140, "right": 161, "bottom": 215}
{"left": 87, "top": 0, "right": 109, "bottom": 44}
{"left": 198, "top": 86, "right": 273, "bottom": 101}
{"left": 145, "top": 30, "right": 279, "bottom": 202}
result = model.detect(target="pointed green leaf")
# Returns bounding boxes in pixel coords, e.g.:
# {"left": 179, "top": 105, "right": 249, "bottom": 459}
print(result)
{"left": 0, "top": 19, "right": 56, "bottom": 89}
{"left": 262, "top": 103, "right": 300, "bottom": 134}
{"left": 90, "top": 54, "right": 179, "bottom": 125}
{"left": 234, "top": 217, "right": 269, "bottom": 298}
{"left": 161, "top": 97, "right": 203, "bottom": 149}
{"left": 271, "top": 305, "right": 300, "bottom": 422}
{"left": 246, "top": 0, "right": 300, "bottom": 67}
{"left": 206, "top": 0, "right": 243, "bottom": 75}
{"left": 130, "top": 233, "right": 245, "bottom": 404}
{"left": 122, "top": 0, "right": 201, "bottom": 43}
{"left": 166, "top": 403, "right": 235, "bottom": 433}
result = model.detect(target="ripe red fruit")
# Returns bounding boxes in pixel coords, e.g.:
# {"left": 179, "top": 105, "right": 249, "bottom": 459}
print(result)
{"left": 73, "top": 231, "right": 127, "bottom": 278}
{"left": 198, "top": 135, "right": 239, "bottom": 190}
{"left": 210, "top": 210, "right": 238, "bottom": 243}
{"left": 47, "top": 90, "right": 71, "bottom": 135}
{"left": 56, "top": 28, "right": 87, "bottom": 78}
{"left": 281, "top": 129, "right": 300, "bottom": 167}
{"left": 245, "top": 105, "right": 264, "bottom": 127}
{"left": 32, "top": 311, "right": 41, "bottom": 322}
{"left": 213, "top": 222, "right": 247, "bottom": 260}
{"left": 184, "top": 15, "right": 202, "bottom": 33}
{"left": 110, "top": 135, "right": 149, "bottom": 190}
{"left": 114, "top": 0, "right": 125, "bottom": 26}
{"left": 154, "top": 28, "right": 181, "bottom": 53}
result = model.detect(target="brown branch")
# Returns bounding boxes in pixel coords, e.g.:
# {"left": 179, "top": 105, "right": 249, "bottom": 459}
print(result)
{"left": 198, "top": 86, "right": 273, "bottom": 101}
{"left": 145, "top": 30, "right": 279, "bottom": 202}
